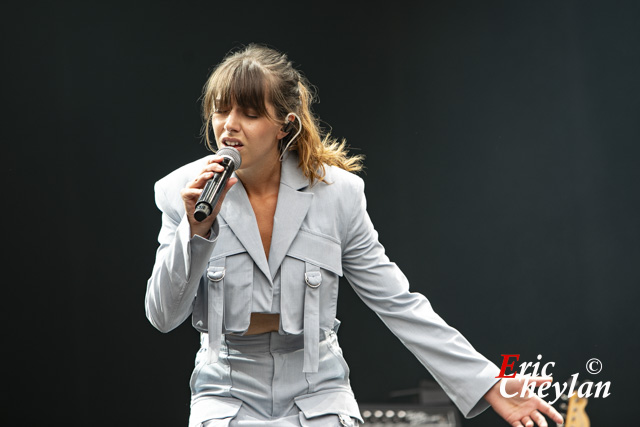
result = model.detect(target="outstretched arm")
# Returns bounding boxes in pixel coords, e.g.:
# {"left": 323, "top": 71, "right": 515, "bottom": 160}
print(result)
{"left": 340, "top": 176, "right": 501, "bottom": 417}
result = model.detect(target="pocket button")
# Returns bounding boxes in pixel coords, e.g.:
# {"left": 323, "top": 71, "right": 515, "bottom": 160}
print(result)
{"left": 305, "top": 271, "right": 322, "bottom": 288}
{"left": 339, "top": 414, "right": 354, "bottom": 426}
{"left": 207, "top": 268, "right": 226, "bottom": 281}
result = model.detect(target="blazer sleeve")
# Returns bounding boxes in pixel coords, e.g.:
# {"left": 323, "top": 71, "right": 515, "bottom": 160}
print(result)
{"left": 144, "top": 179, "right": 219, "bottom": 333}
{"left": 341, "top": 177, "right": 500, "bottom": 418}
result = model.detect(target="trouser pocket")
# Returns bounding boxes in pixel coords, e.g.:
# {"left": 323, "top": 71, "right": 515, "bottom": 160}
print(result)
{"left": 189, "top": 396, "right": 242, "bottom": 427}
{"left": 295, "top": 390, "right": 362, "bottom": 426}
{"left": 190, "top": 347, "right": 233, "bottom": 398}
{"left": 305, "top": 331, "right": 351, "bottom": 394}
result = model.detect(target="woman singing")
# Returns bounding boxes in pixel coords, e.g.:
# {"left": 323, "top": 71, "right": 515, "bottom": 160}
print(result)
{"left": 145, "top": 44, "right": 564, "bottom": 427}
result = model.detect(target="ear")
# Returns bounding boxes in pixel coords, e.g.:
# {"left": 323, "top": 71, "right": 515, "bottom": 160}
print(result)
{"left": 277, "top": 127, "right": 290, "bottom": 140}
{"left": 278, "top": 114, "right": 295, "bottom": 139}
{"left": 277, "top": 129, "right": 290, "bottom": 141}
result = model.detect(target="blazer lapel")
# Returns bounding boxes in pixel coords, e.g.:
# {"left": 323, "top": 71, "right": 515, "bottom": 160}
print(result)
{"left": 268, "top": 153, "right": 313, "bottom": 279}
{"left": 218, "top": 178, "right": 272, "bottom": 283}
{"left": 218, "top": 153, "right": 313, "bottom": 281}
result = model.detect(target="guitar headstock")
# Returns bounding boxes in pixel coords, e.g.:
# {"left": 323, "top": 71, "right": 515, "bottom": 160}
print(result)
{"left": 556, "top": 379, "right": 591, "bottom": 427}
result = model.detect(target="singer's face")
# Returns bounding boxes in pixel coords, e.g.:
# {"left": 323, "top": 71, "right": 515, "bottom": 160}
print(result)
{"left": 211, "top": 100, "right": 286, "bottom": 172}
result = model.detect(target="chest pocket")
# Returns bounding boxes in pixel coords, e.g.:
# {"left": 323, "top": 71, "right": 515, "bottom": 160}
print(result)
{"left": 212, "top": 225, "right": 254, "bottom": 333}
{"left": 192, "top": 225, "right": 254, "bottom": 336}
{"left": 280, "top": 229, "right": 342, "bottom": 372}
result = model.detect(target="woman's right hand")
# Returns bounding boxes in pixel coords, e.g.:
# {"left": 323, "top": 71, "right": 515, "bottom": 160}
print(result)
{"left": 180, "top": 155, "right": 238, "bottom": 238}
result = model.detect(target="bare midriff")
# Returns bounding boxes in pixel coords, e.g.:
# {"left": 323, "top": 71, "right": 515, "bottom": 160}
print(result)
{"left": 243, "top": 312, "right": 280, "bottom": 335}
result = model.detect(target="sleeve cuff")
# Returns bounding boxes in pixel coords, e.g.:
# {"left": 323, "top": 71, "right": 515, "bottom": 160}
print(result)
{"left": 463, "top": 364, "right": 502, "bottom": 418}
{"left": 174, "top": 215, "right": 219, "bottom": 280}
{"left": 191, "top": 218, "right": 220, "bottom": 244}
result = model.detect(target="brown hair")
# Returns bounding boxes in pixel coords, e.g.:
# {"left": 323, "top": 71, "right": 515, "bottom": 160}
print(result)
{"left": 201, "top": 43, "right": 363, "bottom": 184}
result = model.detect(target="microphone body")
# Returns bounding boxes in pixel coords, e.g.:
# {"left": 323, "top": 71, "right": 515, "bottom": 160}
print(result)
{"left": 193, "top": 147, "right": 241, "bottom": 222}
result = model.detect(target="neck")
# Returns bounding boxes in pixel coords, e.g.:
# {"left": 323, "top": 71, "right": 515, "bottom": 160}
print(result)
{"left": 235, "top": 157, "right": 281, "bottom": 197}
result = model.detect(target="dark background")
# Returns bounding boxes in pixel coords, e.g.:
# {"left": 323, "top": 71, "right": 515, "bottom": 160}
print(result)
{"left": 6, "top": 1, "right": 639, "bottom": 425}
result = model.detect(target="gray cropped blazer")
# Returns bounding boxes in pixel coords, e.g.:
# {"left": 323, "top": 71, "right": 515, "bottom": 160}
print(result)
{"left": 145, "top": 152, "right": 500, "bottom": 418}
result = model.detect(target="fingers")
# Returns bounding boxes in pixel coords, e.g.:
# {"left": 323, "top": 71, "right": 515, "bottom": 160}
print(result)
{"left": 185, "top": 156, "right": 231, "bottom": 191}
{"left": 522, "top": 388, "right": 562, "bottom": 426}
{"left": 188, "top": 159, "right": 226, "bottom": 187}
{"left": 530, "top": 410, "right": 547, "bottom": 427}
{"left": 204, "top": 155, "right": 227, "bottom": 168}
{"left": 183, "top": 166, "right": 237, "bottom": 203}
{"left": 187, "top": 157, "right": 225, "bottom": 187}
{"left": 205, "top": 154, "right": 224, "bottom": 164}
{"left": 186, "top": 172, "right": 214, "bottom": 190}
{"left": 538, "top": 399, "right": 564, "bottom": 424}
{"left": 180, "top": 187, "right": 203, "bottom": 201}
{"left": 513, "top": 411, "right": 548, "bottom": 427}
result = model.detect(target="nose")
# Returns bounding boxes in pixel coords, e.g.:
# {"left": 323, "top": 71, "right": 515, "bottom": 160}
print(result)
{"left": 224, "top": 107, "right": 241, "bottom": 133}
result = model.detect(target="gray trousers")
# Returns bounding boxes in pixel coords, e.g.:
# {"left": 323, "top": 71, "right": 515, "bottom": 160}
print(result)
{"left": 189, "top": 329, "right": 362, "bottom": 427}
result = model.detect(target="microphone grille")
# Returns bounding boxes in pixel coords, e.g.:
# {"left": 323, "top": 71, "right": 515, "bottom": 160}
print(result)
{"left": 216, "top": 147, "right": 242, "bottom": 170}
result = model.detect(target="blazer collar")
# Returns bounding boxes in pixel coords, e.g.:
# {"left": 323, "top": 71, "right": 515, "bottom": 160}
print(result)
{"left": 280, "top": 151, "right": 310, "bottom": 191}
{"left": 218, "top": 152, "right": 314, "bottom": 281}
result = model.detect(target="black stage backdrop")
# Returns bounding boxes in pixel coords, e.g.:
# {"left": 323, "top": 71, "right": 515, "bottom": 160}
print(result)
{"left": 6, "top": 1, "right": 639, "bottom": 426}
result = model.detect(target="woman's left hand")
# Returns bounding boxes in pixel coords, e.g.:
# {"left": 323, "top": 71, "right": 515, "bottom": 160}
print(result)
{"left": 484, "top": 376, "right": 564, "bottom": 426}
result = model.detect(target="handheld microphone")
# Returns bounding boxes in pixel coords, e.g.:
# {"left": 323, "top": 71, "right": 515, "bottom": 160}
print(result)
{"left": 193, "top": 147, "right": 242, "bottom": 222}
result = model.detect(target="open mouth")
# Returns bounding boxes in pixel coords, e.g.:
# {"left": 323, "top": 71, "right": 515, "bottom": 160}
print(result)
{"left": 222, "top": 139, "right": 244, "bottom": 148}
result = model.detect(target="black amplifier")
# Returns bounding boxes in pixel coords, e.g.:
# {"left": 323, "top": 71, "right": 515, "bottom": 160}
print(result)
{"left": 358, "top": 380, "right": 461, "bottom": 426}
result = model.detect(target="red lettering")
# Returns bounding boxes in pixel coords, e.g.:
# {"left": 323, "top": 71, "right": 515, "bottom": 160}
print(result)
{"left": 496, "top": 354, "right": 520, "bottom": 378}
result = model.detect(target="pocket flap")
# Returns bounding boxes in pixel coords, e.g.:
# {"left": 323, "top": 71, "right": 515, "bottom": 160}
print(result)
{"left": 287, "top": 229, "right": 342, "bottom": 276}
{"left": 294, "top": 390, "right": 363, "bottom": 423}
{"left": 189, "top": 396, "right": 242, "bottom": 427}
